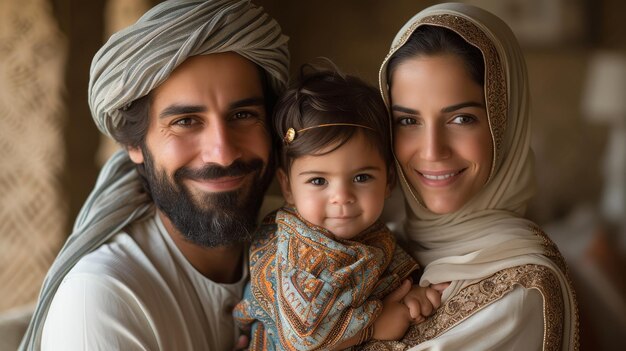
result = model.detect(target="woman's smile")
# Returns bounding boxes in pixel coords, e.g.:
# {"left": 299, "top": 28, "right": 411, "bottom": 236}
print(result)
{"left": 417, "top": 168, "right": 466, "bottom": 186}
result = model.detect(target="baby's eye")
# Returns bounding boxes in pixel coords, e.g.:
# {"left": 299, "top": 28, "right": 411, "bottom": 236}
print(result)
{"left": 354, "top": 174, "right": 372, "bottom": 183}
{"left": 308, "top": 177, "right": 327, "bottom": 186}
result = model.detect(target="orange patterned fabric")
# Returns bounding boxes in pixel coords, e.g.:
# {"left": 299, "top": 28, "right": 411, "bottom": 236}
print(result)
{"left": 234, "top": 207, "right": 418, "bottom": 350}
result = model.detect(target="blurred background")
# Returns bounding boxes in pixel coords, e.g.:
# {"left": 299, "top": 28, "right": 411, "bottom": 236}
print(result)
{"left": 0, "top": 0, "right": 624, "bottom": 349}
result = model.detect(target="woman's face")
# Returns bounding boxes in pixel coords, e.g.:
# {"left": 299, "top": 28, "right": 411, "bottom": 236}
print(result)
{"left": 390, "top": 53, "right": 493, "bottom": 214}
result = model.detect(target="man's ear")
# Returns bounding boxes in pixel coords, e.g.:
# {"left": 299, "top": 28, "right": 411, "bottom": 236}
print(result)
{"left": 276, "top": 168, "right": 295, "bottom": 205}
{"left": 127, "top": 146, "right": 144, "bottom": 164}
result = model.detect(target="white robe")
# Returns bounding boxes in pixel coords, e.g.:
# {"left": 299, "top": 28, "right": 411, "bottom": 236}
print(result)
{"left": 408, "top": 286, "right": 544, "bottom": 350}
{"left": 41, "top": 213, "right": 247, "bottom": 351}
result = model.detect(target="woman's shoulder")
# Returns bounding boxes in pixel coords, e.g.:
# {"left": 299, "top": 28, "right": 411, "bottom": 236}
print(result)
{"left": 529, "top": 223, "right": 570, "bottom": 274}
{"left": 360, "top": 264, "right": 562, "bottom": 351}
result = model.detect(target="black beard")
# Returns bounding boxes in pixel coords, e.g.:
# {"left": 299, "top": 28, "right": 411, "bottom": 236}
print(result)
{"left": 141, "top": 148, "right": 272, "bottom": 248}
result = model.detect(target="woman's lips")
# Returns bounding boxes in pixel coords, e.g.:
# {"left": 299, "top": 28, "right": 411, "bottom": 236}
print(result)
{"left": 417, "top": 169, "right": 465, "bottom": 186}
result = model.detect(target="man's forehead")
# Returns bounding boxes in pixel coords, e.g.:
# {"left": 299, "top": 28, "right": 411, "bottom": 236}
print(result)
{"left": 168, "top": 52, "right": 259, "bottom": 79}
{"left": 154, "top": 52, "right": 262, "bottom": 94}
{"left": 150, "top": 53, "right": 264, "bottom": 105}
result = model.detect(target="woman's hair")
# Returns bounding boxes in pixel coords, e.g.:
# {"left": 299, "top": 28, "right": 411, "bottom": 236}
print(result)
{"left": 387, "top": 25, "right": 485, "bottom": 87}
{"left": 273, "top": 61, "right": 393, "bottom": 180}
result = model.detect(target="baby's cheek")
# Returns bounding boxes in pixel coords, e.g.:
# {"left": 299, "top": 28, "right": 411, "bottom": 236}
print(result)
{"left": 296, "top": 198, "right": 326, "bottom": 227}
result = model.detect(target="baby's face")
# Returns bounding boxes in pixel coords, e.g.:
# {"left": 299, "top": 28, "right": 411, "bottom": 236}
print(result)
{"left": 279, "top": 133, "right": 390, "bottom": 240}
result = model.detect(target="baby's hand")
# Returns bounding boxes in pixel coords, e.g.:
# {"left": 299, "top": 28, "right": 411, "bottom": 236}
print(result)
{"left": 372, "top": 279, "right": 413, "bottom": 341}
{"left": 402, "top": 282, "right": 449, "bottom": 324}
{"left": 233, "top": 334, "right": 249, "bottom": 351}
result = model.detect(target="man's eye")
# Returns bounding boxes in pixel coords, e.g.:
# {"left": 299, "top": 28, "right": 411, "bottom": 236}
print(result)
{"left": 173, "top": 117, "right": 195, "bottom": 127}
{"left": 308, "top": 178, "right": 327, "bottom": 186}
{"left": 232, "top": 111, "right": 254, "bottom": 120}
{"left": 354, "top": 174, "right": 372, "bottom": 183}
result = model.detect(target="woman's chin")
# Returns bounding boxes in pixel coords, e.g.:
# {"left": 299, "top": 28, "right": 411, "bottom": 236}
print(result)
{"left": 422, "top": 197, "right": 462, "bottom": 215}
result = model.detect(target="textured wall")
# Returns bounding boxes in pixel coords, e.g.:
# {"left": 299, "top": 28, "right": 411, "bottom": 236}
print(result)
{"left": 0, "top": 0, "right": 66, "bottom": 312}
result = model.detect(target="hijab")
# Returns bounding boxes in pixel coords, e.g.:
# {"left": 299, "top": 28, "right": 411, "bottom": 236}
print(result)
{"left": 379, "top": 3, "right": 577, "bottom": 349}
{"left": 20, "top": 1, "right": 289, "bottom": 349}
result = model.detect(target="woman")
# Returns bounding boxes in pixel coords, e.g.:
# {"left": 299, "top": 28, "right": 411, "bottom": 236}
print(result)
{"left": 366, "top": 3, "right": 578, "bottom": 350}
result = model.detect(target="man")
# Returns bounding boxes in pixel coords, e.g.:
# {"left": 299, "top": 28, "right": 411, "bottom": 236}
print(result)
{"left": 19, "top": 1, "right": 289, "bottom": 350}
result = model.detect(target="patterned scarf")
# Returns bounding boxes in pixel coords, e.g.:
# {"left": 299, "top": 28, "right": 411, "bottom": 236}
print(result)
{"left": 234, "top": 207, "right": 417, "bottom": 350}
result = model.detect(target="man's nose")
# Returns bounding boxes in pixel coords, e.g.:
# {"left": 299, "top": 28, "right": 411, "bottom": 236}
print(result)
{"left": 200, "top": 120, "right": 242, "bottom": 167}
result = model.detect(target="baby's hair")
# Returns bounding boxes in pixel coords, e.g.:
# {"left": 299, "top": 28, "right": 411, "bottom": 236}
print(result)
{"left": 272, "top": 60, "right": 393, "bottom": 183}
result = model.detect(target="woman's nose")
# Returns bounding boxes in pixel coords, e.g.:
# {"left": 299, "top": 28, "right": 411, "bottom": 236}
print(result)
{"left": 421, "top": 125, "right": 450, "bottom": 161}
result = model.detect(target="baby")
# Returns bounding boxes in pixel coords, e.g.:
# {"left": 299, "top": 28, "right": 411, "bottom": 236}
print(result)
{"left": 234, "top": 63, "right": 440, "bottom": 350}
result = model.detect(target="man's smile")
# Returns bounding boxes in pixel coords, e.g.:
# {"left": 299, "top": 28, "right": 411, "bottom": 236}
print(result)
{"left": 187, "top": 174, "right": 248, "bottom": 192}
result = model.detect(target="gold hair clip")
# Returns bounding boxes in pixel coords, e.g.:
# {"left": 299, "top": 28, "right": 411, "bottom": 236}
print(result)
{"left": 284, "top": 123, "right": 375, "bottom": 144}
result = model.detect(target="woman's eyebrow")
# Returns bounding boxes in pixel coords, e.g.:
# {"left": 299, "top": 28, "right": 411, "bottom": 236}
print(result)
{"left": 391, "top": 105, "right": 417, "bottom": 114}
{"left": 441, "top": 101, "right": 484, "bottom": 113}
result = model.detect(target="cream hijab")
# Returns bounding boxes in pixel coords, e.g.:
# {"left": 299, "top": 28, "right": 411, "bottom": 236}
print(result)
{"left": 380, "top": 3, "right": 577, "bottom": 349}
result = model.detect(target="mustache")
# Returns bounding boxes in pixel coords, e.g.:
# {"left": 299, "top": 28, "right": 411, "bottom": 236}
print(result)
{"left": 174, "top": 158, "right": 265, "bottom": 181}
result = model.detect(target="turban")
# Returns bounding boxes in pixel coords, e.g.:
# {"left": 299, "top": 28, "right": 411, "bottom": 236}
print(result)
{"left": 20, "top": 1, "right": 289, "bottom": 349}
{"left": 89, "top": 0, "right": 290, "bottom": 138}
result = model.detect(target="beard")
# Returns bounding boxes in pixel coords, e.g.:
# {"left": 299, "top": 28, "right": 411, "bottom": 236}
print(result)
{"left": 140, "top": 148, "right": 273, "bottom": 248}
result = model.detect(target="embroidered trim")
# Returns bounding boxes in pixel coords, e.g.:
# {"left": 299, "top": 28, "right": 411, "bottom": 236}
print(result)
{"left": 359, "top": 265, "right": 564, "bottom": 351}
{"left": 530, "top": 225, "right": 581, "bottom": 349}
{"left": 530, "top": 224, "right": 567, "bottom": 274}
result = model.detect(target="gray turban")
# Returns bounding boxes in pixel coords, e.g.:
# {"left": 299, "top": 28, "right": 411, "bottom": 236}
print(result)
{"left": 89, "top": 0, "right": 290, "bottom": 138}
{"left": 20, "top": 1, "right": 289, "bottom": 349}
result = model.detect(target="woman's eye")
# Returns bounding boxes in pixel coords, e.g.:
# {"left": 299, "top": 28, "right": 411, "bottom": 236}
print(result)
{"left": 309, "top": 178, "right": 327, "bottom": 186}
{"left": 396, "top": 117, "right": 417, "bottom": 126}
{"left": 354, "top": 174, "right": 372, "bottom": 183}
{"left": 451, "top": 115, "right": 476, "bottom": 125}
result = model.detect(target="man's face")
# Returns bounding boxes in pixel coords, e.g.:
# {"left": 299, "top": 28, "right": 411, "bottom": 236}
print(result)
{"left": 128, "top": 53, "right": 273, "bottom": 247}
